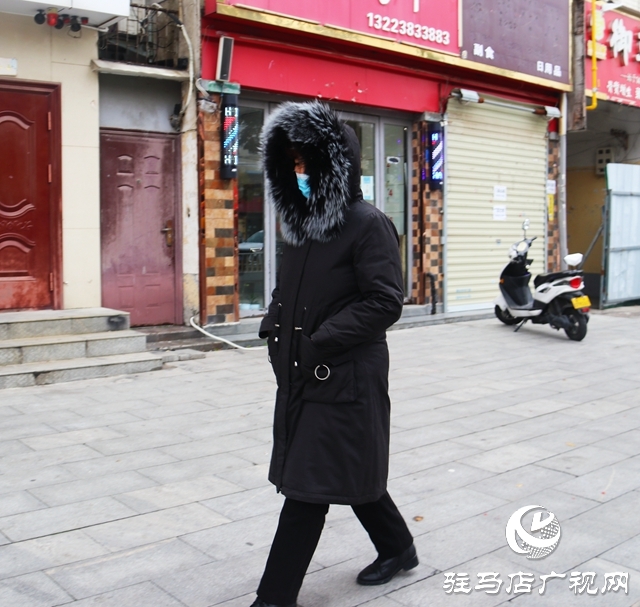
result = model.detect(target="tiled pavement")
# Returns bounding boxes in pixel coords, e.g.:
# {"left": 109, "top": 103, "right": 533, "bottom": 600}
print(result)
{"left": 1, "top": 310, "right": 640, "bottom": 607}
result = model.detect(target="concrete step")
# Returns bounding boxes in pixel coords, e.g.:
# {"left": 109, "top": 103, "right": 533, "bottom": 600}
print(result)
{"left": 150, "top": 333, "right": 265, "bottom": 353}
{"left": 0, "top": 331, "right": 147, "bottom": 367}
{"left": 0, "top": 308, "right": 130, "bottom": 340}
{"left": 145, "top": 308, "right": 494, "bottom": 353}
{"left": 0, "top": 351, "right": 164, "bottom": 390}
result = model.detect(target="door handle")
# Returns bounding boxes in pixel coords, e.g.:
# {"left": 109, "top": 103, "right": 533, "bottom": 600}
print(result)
{"left": 161, "top": 220, "right": 174, "bottom": 247}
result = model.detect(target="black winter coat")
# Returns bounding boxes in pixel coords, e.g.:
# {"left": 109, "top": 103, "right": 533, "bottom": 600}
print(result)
{"left": 259, "top": 102, "right": 404, "bottom": 505}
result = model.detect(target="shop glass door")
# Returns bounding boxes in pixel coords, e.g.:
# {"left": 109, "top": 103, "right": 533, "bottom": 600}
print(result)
{"left": 384, "top": 124, "right": 409, "bottom": 281}
{"left": 344, "top": 119, "right": 377, "bottom": 205}
{"left": 238, "top": 105, "right": 265, "bottom": 312}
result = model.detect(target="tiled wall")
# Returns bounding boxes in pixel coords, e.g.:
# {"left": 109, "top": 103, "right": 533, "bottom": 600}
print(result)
{"left": 199, "top": 96, "right": 238, "bottom": 324}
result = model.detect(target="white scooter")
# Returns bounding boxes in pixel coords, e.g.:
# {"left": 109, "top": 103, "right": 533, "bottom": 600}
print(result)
{"left": 494, "top": 220, "right": 590, "bottom": 341}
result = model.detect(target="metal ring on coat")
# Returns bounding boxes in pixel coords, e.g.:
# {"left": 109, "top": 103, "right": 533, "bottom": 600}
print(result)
{"left": 314, "top": 364, "right": 330, "bottom": 381}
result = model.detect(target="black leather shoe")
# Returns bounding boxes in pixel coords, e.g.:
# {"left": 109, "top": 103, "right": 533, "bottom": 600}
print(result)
{"left": 249, "top": 598, "right": 296, "bottom": 607}
{"left": 356, "top": 543, "right": 419, "bottom": 586}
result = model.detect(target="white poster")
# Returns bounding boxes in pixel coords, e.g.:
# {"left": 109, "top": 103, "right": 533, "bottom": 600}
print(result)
{"left": 493, "top": 185, "right": 507, "bottom": 201}
{"left": 546, "top": 179, "right": 557, "bottom": 195}
{"left": 493, "top": 205, "right": 507, "bottom": 221}
{"left": 361, "top": 175, "right": 374, "bottom": 201}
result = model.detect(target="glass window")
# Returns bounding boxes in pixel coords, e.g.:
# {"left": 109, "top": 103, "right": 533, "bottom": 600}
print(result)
{"left": 344, "top": 119, "right": 376, "bottom": 205}
{"left": 384, "top": 124, "right": 408, "bottom": 280}
{"left": 238, "top": 106, "right": 265, "bottom": 311}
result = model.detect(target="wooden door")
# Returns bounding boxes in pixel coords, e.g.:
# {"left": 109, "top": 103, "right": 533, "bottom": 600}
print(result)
{"left": 100, "top": 130, "right": 181, "bottom": 326}
{"left": 0, "top": 81, "right": 61, "bottom": 310}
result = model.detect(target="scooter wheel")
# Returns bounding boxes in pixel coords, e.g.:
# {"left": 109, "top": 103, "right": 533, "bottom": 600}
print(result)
{"left": 564, "top": 310, "right": 587, "bottom": 341}
{"left": 495, "top": 305, "right": 519, "bottom": 326}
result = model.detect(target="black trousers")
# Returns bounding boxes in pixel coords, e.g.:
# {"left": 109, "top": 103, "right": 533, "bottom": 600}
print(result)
{"left": 257, "top": 491, "right": 413, "bottom": 606}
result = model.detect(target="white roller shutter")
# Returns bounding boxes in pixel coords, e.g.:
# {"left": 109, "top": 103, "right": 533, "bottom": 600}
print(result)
{"left": 445, "top": 100, "right": 548, "bottom": 311}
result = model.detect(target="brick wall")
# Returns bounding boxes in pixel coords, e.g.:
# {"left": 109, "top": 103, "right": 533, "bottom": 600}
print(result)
{"left": 199, "top": 95, "right": 238, "bottom": 325}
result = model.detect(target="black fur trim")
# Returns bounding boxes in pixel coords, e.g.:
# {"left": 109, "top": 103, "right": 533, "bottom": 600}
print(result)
{"left": 261, "top": 101, "right": 352, "bottom": 246}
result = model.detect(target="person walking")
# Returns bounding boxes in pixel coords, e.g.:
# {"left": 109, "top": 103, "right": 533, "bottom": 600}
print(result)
{"left": 252, "top": 101, "right": 417, "bottom": 607}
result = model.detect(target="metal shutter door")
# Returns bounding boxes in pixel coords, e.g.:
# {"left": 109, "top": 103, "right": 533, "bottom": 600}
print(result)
{"left": 445, "top": 100, "right": 548, "bottom": 311}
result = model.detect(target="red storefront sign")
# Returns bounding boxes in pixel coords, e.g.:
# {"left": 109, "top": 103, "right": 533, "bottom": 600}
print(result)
{"left": 210, "top": 0, "right": 459, "bottom": 54}
{"left": 585, "top": 4, "right": 640, "bottom": 106}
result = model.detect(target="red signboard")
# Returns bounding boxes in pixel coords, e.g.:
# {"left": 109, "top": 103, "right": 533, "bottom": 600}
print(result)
{"left": 214, "top": 0, "right": 459, "bottom": 54}
{"left": 585, "top": 4, "right": 640, "bottom": 106}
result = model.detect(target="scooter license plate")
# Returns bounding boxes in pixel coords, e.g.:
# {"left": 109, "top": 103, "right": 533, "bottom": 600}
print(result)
{"left": 571, "top": 295, "right": 591, "bottom": 309}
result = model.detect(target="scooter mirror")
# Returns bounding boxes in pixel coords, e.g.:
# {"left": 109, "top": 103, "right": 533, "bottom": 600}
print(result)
{"left": 522, "top": 219, "right": 530, "bottom": 231}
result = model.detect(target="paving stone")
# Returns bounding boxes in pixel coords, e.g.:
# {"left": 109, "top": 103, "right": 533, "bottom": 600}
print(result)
{"left": 459, "top": 443, "right": 553, "bottom": 474}
{"left": 46, "top": 539, "right": 212, "bottom": 600}
{"left": 389, "top": 462, "right": 495, "bottom": 505}
{"left": 601, "top": 536, "right": 640, "bottom": 572}
{"left": 161, "top": 433, "right": 264, "bottom": 461}
{"left": 61, "top": 448, "right": 178, "bottom": 479}
{"left": 201, "top": 486, "right": 284, "bottom": 521}
{"left": 82, "top": 503, "right": 230, "bottom": 552}
{"left": 0, "top": 313, "right": 636, "bottom": 606}
{"left": 139, "top": 453, "right": 255, "bottom": 485}
{"left": 400, "top": 488, "right": 508, "bottom": 536}
{"left": 388, "top": 441, "right": 481, "bottom": 479}
{"left": 27, "top": 471, "right": 158, "bottom": 507}
{"left": 0, "top": 445, "right": 102, "bottom": 475}
{"left": 386, "top": 553, "right": 527, "bottom": 607}
{"left": 0, "top": 438, "right": 32, "bottom": 458}
{"left": 46, "top": 411, "right": 143, "bottom": 432}
{"left": 0, "top": 571, "right": 73, "bottom": 607}
{"left": 0, "top": 421, "right": 57, "bottom": 442}
{"left": 297, "top": 553, "right": 436, "bottom": 607}
{"left": 153, "top": 546, "right": 271, "bottom": 607}
{"left": 115, "top": 475, "right": 243, "bottom": 513}
{"left": 59, "top": 581, "right": 187, "bottom": 607}
{"left": 0, "top": 530, "right": 109, "bottom": 578}
{"left": 468, "top": 464, "right": 576, "bottom": 502}
{"left": 0, "top": 466, "right": 78, "bottom": 496}
{"left": 411, "top": 510, "right": 511, "bottom": 572}
{"left": 86, "top": 431, "right": 192, "bottom": 456}
{"left": 561, "top": 399, "right": 633, "bottom": 420}
{"left": 507, "top": 558, "right": 640, "bottom": 606}
{"left": 537, "top": 445, "right": 630, "bottom": 476}
{"left": 0, "top": 497, "right": 138, "bottom": 541}
{"left": 554, "top": 460, "right": 640, "bottom": 502}
{"left": 0, "top": 491, "right": 46, "bottom": 518}
{"left": 594, "top": 429, "right": 640, "bottom": 456}
{"left": 180, "top": 511, "right": 279, "bottom": 561}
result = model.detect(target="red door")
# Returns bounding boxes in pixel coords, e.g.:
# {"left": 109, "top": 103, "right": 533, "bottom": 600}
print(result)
{"left": 100, "top": 130, "right": 181, "bottom": 326}
{"left": 0, "top": 82, "right": 60, "bottom": 310}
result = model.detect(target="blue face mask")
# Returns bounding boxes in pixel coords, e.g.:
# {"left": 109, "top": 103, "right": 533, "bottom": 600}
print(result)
{"left": 296, "top": 173, "right": 311, "bottom": 199}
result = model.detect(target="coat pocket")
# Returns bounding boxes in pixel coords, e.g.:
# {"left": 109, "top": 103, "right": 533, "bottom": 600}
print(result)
{"left": 299, "top": 335, "right": 356, "bottom": 404}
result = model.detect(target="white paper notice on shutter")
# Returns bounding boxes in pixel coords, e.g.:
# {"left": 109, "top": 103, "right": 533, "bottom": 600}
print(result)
{"left": 493, "top": 185, "right": 507, "bottom": 201}
{"left": 493, "top": 205, "right": 507, "bottom": 221}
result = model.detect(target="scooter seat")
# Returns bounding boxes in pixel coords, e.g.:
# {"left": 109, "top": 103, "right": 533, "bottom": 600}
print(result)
{"left": 534, "top": 269, "right": 582, "bottom": 288}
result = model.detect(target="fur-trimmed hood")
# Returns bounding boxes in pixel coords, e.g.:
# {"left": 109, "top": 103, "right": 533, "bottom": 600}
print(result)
{"left": 261, "top": 101, "right": 362, "bottom": 246}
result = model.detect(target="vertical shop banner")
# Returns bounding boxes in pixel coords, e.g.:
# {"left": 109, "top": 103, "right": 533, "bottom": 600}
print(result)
{"left": 216, "top": 0, "right": 459, "bottom": 54}
{"left": 585, "top": 4, "right": 640, "bottom": 106}
{"left": 460, "top": 0, "right": 570, "bottom": 86}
